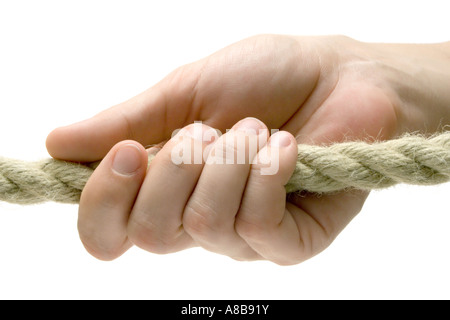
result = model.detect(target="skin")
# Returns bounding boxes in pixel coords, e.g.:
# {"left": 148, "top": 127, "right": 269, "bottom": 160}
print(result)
{"left": 46, "top": 35, "right": 450, "bottom": 265}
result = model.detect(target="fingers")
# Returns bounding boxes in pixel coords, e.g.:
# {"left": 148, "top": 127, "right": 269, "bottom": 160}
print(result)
{"left": 182, "top": 118, "right": 268, "bottom": 259}
{"left": 127, "top": 123, "right": 219, "bottom": 254}
{"left": 77, "top": 117, "right": 361, "bottom": 265}
{"left": 234, "top": 131, "right": 301, "bottom": 265}
{"left": 77, "top": 140, "right": 148, "bottom": 261}
{"left": 126, "top": 117, "right": 270, "bottom": 261}
{"left": 234, "top": 130, "right": 368, "bottom": 265}
{"left": 46, "top": 63, "right": 205, "bottom": 162}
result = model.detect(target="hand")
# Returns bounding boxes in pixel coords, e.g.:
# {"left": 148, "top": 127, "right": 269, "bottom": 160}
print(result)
{"left": 46, "top": 35, "right": 450, "bottom": 264}
{"left": 77, "top": 117, "right": 308, "bottom": 263}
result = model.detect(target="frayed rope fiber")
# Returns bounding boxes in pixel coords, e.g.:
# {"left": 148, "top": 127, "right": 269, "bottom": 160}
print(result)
{"left": 1, "top": 132, "right": 449, "bottom": 205}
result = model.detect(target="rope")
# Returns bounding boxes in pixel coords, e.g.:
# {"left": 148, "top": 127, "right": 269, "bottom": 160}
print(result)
{"left": 1, "top": 132, "right": 449, "bottom": 205}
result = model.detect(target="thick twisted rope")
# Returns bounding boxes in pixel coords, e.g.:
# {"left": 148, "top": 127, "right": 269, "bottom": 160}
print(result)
{"left": 1, "top": 132, "right": 449, "bottom": 205}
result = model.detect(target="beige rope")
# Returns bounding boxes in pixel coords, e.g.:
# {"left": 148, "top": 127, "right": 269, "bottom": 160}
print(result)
{"left": 1, "top": 132, "right": 449, "bottom": 205}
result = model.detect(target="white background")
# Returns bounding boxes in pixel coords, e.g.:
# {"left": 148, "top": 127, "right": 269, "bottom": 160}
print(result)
{"left": 0, "top": 0, "right": 449, "bottom": 300}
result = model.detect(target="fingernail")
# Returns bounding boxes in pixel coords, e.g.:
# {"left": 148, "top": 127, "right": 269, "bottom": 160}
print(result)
{"left": 234, "top": 117, "right": 264, "bottom": 135}
{"left": 269, "top": 131, "right": 292, "bottom": 147}
{"left": 112, "top": 144, "right": 142, "bottom": 175}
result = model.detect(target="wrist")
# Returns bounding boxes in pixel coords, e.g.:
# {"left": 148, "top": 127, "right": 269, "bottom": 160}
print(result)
{"left": 370, "top": 41, "right": 450, "bottom": 135}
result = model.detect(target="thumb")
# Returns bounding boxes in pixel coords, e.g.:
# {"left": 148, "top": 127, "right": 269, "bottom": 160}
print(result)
{"left": 46, "top": 64, "right": 202, "bottom": 162}
{"left": 78, "top": 140, "right": 148, "bottom": 260}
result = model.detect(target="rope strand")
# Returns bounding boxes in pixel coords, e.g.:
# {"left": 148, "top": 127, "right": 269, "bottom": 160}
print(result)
{"left": 1, "top": 132, "right": 449, "bottom": 205}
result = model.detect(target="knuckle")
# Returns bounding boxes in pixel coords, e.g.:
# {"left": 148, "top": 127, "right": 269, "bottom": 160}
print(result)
{"left": 127, "top": 217, "right": 177, "bottom": 254}
{"left": 78, "top": 229, "right": 123, "bottom": 261}
{"left": 234, "top": 215, "right": 266, "bottom": 241}
{"left": 182, "top": 202, "right": 216, "bottom": 239}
